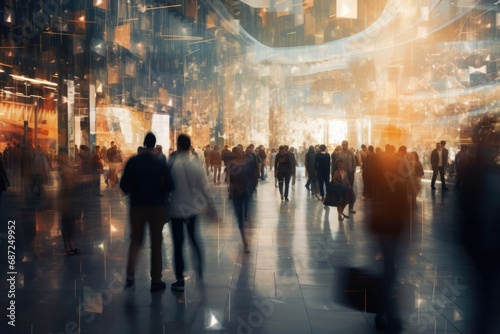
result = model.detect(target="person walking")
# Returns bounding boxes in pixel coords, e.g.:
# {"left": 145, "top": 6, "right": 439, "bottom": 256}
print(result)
{"left": 368, "top": 149, "right": 411, "bottom": 333}
{"left": 210, "top": 145, "right": 222, "bottom": 184}
{"left": 409, "top": 151, "right": 424, "bottom": 206}
{"left": 221, "top": 145, "right": 232, "bottom": 183}
{"left": 57, "top": 147, "right": 80, "bottom": 256}
{"left": 275, "top": 145, "right": 293, "bottom": 201}
{"left": 258, "top": 145, "right": 267, "bottom": 181}
{"left": 120, "top": 132, "right": 174, "bottom": 292}
{"left": 330, "top": 160, "right": 355, "bottom": 221}
{"left": 169, "top": 134, "right": 217, "bottom": 291}
{"left": 227, "top": 147, "right": 253, "bottom": 253}
{"left": 337, "top": 140, "right": 358, "bottom": 213}
{"left": 315, "top": 144, "right": 330, "bottom": 201}
{"left": 304, "top": 145, "right": 317, "bottom": 195}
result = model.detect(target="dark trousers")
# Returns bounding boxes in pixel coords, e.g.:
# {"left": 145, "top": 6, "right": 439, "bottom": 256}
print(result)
{"left": 431, "top": 166, "right": 446, "bottom": 188}
{"left": 377, "top": 233, "right": 403, "bottom": 326}
{"left": 213, "top": 165, "right": 221, "bottom": 182}
{"left": 277, "top": 171, "right": 291, "bottom": 198}
{"left": 61, "top": 214, "right": 75, "bottom": 251}
{"left": 347, "top": 171, "right": 356, "bottom": 209}
{"left": 317, "top": 173, "right": 329, "bottom": 197}
{"left": 171, "top": 216, "right": 203, "bottom": 280}
{"left": 305, "top": 174, "right": 317, "bottom": 192}
{"left": 232, "top": 192, "right": 250, "bottom": 229}
{"left": 126, "top": 206, "right": 166, "bottom": 283}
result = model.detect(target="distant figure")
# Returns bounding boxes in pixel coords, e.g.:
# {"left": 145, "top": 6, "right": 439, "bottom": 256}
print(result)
{"left": 430, "top": 141, "right": 449, "bottom": 190}
{"left": 203, "top": 144, "right": 212, "bottom": 176}
{"left": 210, "top": 145, "right": 222, "bottom": 184}
{"left": 227, "top": 147, "right": 253, "bottom": 253}
{"left": 304, "top": 145, "right": 317, "bottom": 195}
{"left": 409, "top": 151, "right": 424, "bottom": 206}
{"left": 221, "top": 145, "right": 232, "bottom": 183}
{"left": 57, "top": 148, "right": 79, "bottom": 256}
{"left": 337, "top": 140, "right": 357, "bottom": 213}
{"left": 258, "top": 145, "right": 267, "bottom": 181}
{"left": 315, "top": 144, "right": 330, "bottom": 202}
{"left": 155, "top": 145, "right": 167, "bottom": 164}
{"left": 120, "top": 132, "right": 174, "bottom": 292}
{"left": 275, "top": 145, "right": 293, "bottom": 201}
{"left": 169, "top": 134, "right": 217, "bottom": 291}
{"left": 330, "top": 160, "right": 354, "bottom": 221}
{"left": 285, "top": 146, "right": 297, "bottom": 185}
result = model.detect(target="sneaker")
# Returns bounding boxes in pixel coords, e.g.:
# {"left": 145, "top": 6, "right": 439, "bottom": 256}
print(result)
{"left": 171, "top": 280, "right": 185, "bottom": 291}
{"left": 150, "top": 281, "right": 166, "bottom": 292}
{"left": 349, "top": 209, "right": 356, "bottom": 213}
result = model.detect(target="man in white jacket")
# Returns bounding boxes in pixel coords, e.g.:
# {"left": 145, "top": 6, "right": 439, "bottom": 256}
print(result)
{"left": 169, "top": 134, "right": 218, "bottom": 291}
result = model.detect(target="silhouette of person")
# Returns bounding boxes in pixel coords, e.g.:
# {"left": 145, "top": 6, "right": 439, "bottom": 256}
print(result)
{"left": 368, "top": 146, "right": 411, "bottom": 333}
{"left": 169, "top": 134, "right": 217, "bottom": 291}
{"left": 459, "top": 120, "right": 500, "bottom": 333}
{"left": 120, "top": 132, "right": 174, "bottom": 292}
{"left": 57, "top": 147, "right": 80, "bottom": 255}
{"left": 227, "top": 147, "right": 253, "bottom": 253}
{"left": 430, "top": 141, "right": 449, "bottom": 190}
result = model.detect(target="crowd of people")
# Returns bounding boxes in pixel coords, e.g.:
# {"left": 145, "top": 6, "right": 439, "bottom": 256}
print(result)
{"left": 0, "top": 127, "right": 498, "bottom": 333}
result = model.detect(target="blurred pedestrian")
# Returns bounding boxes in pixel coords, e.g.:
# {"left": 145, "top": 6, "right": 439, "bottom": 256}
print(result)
{"left": 120, "top": 132, "right": 174, "bottom": 292}
{"left": 227, "top": 147, "right": 253, "bottom": 253}
{"left": 57, "top": 148, "right": 79, "bottom": 256}
{"left": 368, "top": 149, "right": 411, "bottom": 333}
{"left": 169, "top": 134, "right": 217, "bottom": 291}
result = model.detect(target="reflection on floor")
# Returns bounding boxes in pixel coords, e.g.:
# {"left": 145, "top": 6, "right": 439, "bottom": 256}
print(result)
{"left": 0, "top": 168, "right": 489, "bottom": 333}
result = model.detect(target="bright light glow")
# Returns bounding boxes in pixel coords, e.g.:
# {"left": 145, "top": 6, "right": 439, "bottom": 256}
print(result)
{"left": 10, "top": 75, "right": 58, "bottom": 86}
{"left": 336, "top": 0, "right": 357, "bottom": 19}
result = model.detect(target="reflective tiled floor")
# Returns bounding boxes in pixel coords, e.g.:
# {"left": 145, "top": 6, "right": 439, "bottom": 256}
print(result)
{"left": 0, "top": 168, "right": 493, "bottom": 333}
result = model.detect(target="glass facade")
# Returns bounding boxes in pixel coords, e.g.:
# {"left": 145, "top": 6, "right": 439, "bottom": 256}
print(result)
{"left": 0, "top": 0, "right": 498, "bottom": 154}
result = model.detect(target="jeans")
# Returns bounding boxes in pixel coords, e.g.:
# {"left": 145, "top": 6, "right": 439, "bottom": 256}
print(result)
{"left": 277, "top": 171, "right": 291, "bottom": 198}
{"left": 170, "top": 216, "right": 203, "bottom": 280}
{"left": 232, "top": 192, "right": 250, "bottom": 229}
{"left": 317, "top": 173, "right": 329, "bottom": 197}
{"left": 431, "top": 166, "right": 446, "bottom": 188}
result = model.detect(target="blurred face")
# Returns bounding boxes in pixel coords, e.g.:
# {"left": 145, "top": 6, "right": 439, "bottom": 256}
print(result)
{"left": 342, "top": 141, "right": 348, "bottom": 150}
{"left": 436, "top": 143, "right": 441, "bottom": 150}
{"left": 337, "top": 161, "right": 345, "bottom": 169}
